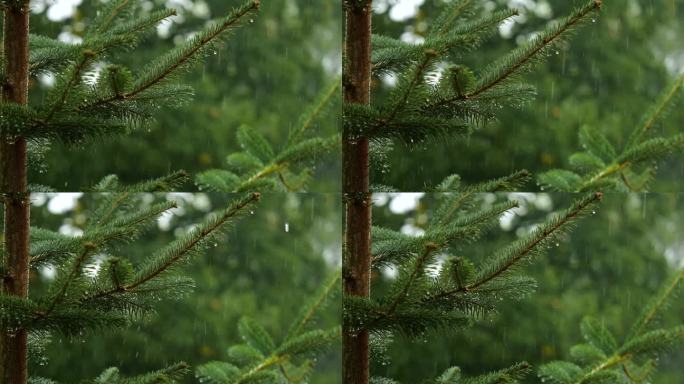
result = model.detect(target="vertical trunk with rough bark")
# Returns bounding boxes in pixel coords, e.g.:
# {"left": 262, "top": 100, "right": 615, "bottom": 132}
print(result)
{"left": 342, "top": 1, "right": 372, "bottom": 384}
{"left": 1, "top": 2, "right": 31, "bottom": 383}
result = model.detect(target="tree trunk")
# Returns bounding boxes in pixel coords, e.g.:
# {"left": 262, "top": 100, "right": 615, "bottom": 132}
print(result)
{"left": 342, "top": 1, "right": 372, "bottom": 384}
{"left": 1, "top": 2, "right": 31, "bottom": 383}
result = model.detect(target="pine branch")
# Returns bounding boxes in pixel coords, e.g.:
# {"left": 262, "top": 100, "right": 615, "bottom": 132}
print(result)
{"left": 94, "top": 362, "right": 189, "bottom": 384}
{"left": 418, "top": 193, "right": 600, "bottom": 309}
{"left": 90, "top": 170, "right": 190, "bottom": 192}
{"left": 472, "top": 0, "right": 600, "bottom": 96}
{"left": 447, "top": 8, "right": 520, "bottom": 38}
{"left": 287, "top": 78, "right": 340, "bottom": 145}
{"left": 276, "top": 169, "right": 310, "bottom": 192}
{"left": 447, "top": 200, "right": 519, "bottom": 230}
{"left": 626, "top": 74, "right": 684, "bottom": 149}
{"left": 564, "top": 325, "right": 684, "bottom": 384}
{"left": 370, "top": 35, "right": 425, "bottom": 75}
{"left": 286, "top": 272, "right": 340, "bottom": 339}
{"left": 433, "top": 170, "right": 530, "bottom": 225}
{"left": 29, "top": 34, "right": 82, "bottom": 75}
{"left": 468, "top": 192, "right": 602, "bottom": 291}
{"left": 127, "top": 0, "right": 256, "bottom": 96}
{"left": 243, "top": 163, "right": 285, "bottom": 185}
{"left": 127, "top": 192, "right": 259, "bottom": 290}
{"left": 82, "top": 0, "right": 259, "bottom": 109}
{"left": 0, "top": 294, "right": 39, "bottom": 331}
{"left": 375, "top": 244, "right": 438, "bottom": 327}
{"left": 88, "top": 193, "right": 131, "bottom": 229}
{"left": 196, "top": 81, "right": 340, "bottom": 193}
{"left": 539, "top": 134, "right": 684, "bottom": 192}
{"left": 198, "top": 275, "right": 340, "bottom": 384}
{"left": 345, "top": 295, "right": 470, "bottom": 337}
{"left": 616, "top": 135, "right": 684, "bottom": 165}
{"left": 28, "top": 378, "right": 59, "bottom": 384}
{"left": 108, "top": 9, "right": 178, "bottom": 38}
{"left": 27, "top": 308, "right": 127, "bottom": 336}
{"left": 90, "top": 0, "right": 134, "bottom": 35}
{"left": 39, "top": 243, "right": 97, "bottom": 319}
{"left": 274, "top": 135, "right": 341, "bottom": 165}
{"left": 359, "top": 196, "right": 527, "bottom": 337}
{"left": 540, "top": 273, "right": 684, "bottom": 384}
{"left": 30, "top": 200, "right": 177, "bottom": 266}
{"left": 197, "top": 135, "right": 339, "bottom": 192}
{"left": 85, "top": 193, "right": 260, "bottom": 301}
{"left": 432, "top": 0, "right": 476, "bottom": 37}
{"left": 41, "top": 50, "right": 96, "bottom": 123}
{"left": 540, "top": 74, "right": 684, "bottom": 192}
{"left": 372, "top": 200, "right": 516, "bottom": 268}
{"left": 426, "top": 0, "right": 601, "bottom": 110}
{"left": 460, "top": 362, "right": 531, "bottom": 384}
{"left": 368, "top": 9, "right": 519, "bottom": 138}
{"left": 383, "top": 54, "right": 435, "bottom": 126}
{"left": 626, "top": 269, "right": 684, "bottom": 340}
{"left": 371, "top": 7, "right": 516, "bottom": 76}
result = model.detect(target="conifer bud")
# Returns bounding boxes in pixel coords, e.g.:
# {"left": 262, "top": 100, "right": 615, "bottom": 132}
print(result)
{"left": 106, "top": 65, "right": 133, "bottom": 97}
{"left": 448, "top": 66, "right": 475, "bottom": 97}
{"left": 450, "top": 256, "right": 475, "bottom": 288}
{"left": 106, "top": 257, "right": 134, "bottom": 288}
{"left": 82, "top": 49, "right": 97, "bottom": 58}
{"left": 424, "top": 48, "right": 439, "bottom": 57}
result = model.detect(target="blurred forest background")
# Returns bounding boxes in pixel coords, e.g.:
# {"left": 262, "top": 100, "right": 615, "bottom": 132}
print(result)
{"left": 26, "top": 0, "right": 341, "bottom": 191}
{"left": 372, "top": 192, "right": 684, "bottom": 383}
{"left": 26, "top": 193, "right": 341, "bottom": 383}
{"left": 372, "top": 0, "right": 684, "bottom": 191}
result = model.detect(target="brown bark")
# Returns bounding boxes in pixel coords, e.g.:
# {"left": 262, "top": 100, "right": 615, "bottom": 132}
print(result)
{"left": 342, "top": 1, "right": 372, "bottom": 384}
{"left": 1, "top": 2, "right": 31, "bottom": 384}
